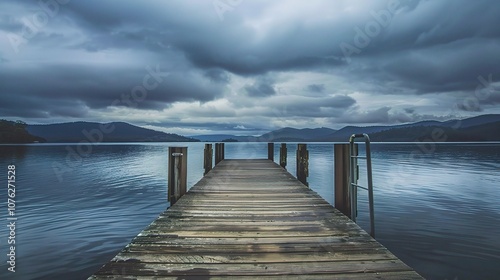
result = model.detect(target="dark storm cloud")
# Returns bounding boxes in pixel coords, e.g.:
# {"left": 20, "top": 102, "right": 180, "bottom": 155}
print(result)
{"left": 375, "top": 41, "right": 500, "bottom": 94}
{"left": 5, "top": 0, "right": 499, "bottom": 86}
{"left": 204, "top": 68, "right": 230, "bottom": 84}
{"left": 404, "top": 108, "right": 415, "bottom": 114}
{"left": 337, "top": 0, "right": 500, "bottom": 95}
{"left": 0, "top": 63, "right": 225, "bottom": 118}
{"left": 455, "top": 85, "right": 500, "bottom": 112}
{"left": 0, "top": 14, "right": 22, "bottom": 32}
{"left": 38, "top": 0, "right": 348, "bottom": 75}
{"left": 245, "top": 83, "right": 276, "bottom": 97}
{"left": 244, "top": 74, "right": 278, "bottom": 97}
{"left": 1, "top": 0, "right": 499, "bottom": 128}
{"left": 485, "top": 91, "right": 500, "bottom": 104}
{"left": 307, "top": 84, "right": 325, "bottom": 93}
{"left": 456, "top": 103, "right": 482, "bottom": 112}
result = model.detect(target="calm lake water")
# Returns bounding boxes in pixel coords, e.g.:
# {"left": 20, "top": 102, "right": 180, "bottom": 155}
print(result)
{"left": 0, "top": 142, "right": 499, "bottom": 279}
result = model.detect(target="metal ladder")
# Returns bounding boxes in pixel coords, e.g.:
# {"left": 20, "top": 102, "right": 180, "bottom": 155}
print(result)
{"left": 349, "top": 133, "right": 375, "bottom": 238}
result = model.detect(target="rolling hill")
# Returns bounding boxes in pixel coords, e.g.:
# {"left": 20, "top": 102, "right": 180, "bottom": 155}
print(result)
{"left": 15, "top": 114, "right": 500, "bottom": 143}
{"left": 257, "top": 127, "right": 336, "bottom": 142}
{"left": 0, "top": 120, "right": 46, "bottom": 143}
{"left": 368, "top": 121, "right": 500, "bottom": 142}
{"left": 318, "top": 114, "right": 500, "bottom": 142}
{"left": 192, "top": 114, "right": 500, "bottom": 142}
{"left": 26, "top": 122, "right": 198, "bottom": 143}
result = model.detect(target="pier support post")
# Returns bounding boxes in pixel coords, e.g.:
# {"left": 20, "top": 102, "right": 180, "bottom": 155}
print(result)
{"left": 215, "top": 143, "right": 220, "bottom": 164}
{"left": 279, "top": 143, "right": 287, "bottom": 169}
{"left": 334, "top": 143, "right": 357, "bottom": 218}
{"left": 222, "top": 143, "right": 225, "bottom": 161}
{"left": 268, "top": 143, "right": 274, "bottom": 161}
{"left": 215, "top": 143, "right": 225, "bottom": 165}
{"left": 168, "top": 146, "right": 187, "bottom": 205}
{"left": 204, "top": 144, "right": 213, "bottom": 175}
{"left": 296, "top": 144, "right": 309, "bottom": 186}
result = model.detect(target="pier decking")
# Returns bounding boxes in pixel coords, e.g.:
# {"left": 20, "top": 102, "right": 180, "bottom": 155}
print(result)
{"left": 90, "top": 159, "right": 422, "bottom": 279}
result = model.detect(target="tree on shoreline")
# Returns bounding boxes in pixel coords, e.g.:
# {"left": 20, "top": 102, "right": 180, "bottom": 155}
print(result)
{"left": 0, "top": 120, "right": 46, "bottom": 143}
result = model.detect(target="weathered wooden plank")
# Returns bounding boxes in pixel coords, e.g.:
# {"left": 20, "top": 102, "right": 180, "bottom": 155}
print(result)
{"left": 111, "top": 250, "right": 398, "bottom": 264}
{"left": 124, "top": 242, "right": 387, "bottom": 254}
{"left": 131, "top": 236, "right": 380, "bottom": 248}
{"left": 93, "top": 260, "right": 414, "bottom": 276}
{"left": 89, "top": 159, "right": 422, "bottom": 279}
{"left": 90, "top": 270, "right": 423, "bottom": 280}
{"left": 144, "top": 223, "right": 360, "bottom": 232}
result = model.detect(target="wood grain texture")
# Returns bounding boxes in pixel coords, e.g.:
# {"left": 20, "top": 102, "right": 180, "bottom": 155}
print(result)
{"left": 89, "top": 159, "right": 422, "bottom": 279}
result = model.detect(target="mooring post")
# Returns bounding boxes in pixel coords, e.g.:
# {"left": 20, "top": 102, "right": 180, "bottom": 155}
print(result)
{"left": 204, "top": 143, "right": 213, "bottom": 175}
{"left": 215, "top": 143, "right": 225, "bottom": 165}
{"left": 279, "top": 143, "right": 287, "bottom": 169}
{"left": 215, "top": 143, "right": 220, "bottom": 165}
{"left": 168, "top": 146, "right": 187, "bottom": 205}
{"left": 296, "top": 143, "right": 309, "bottom": 186}
{"left": 268, "top": 142, "right": 274, "bottom": 161}
{"left": 214, "top": 143, "right": 219, "bottom": 165}
{"left": 222, "top": 142, "right": 225, "bottom": 161}
{"left": 334, "top": 144, "right": 355, "bottom": 218}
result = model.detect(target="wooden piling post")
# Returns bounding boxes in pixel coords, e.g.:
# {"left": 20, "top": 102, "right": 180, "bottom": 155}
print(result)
{"left": 222, "top": 143, "right": 225, "bottom": 161}
{"left": 168, "top": 146, "right": 187, "bottom": 205}
{"left": 215, "top": 143, "right": 225, "bottom": 165}
{"left": 268, "top": 143, "right": 274, "bottom": 161}
{"left": 296, "top": 144, "right": 309, "bottom": 186}
{"left": 203, "top": 144, "right": 213, "bottom": 175}
{"left": 215, "top": 143, "right": 220, "bottom": 165}
{"left": 334, "top": 144, "right": 350, "bottom": 218}
{"left": 334, "top": 143, "right": 358, "bottom": 218}
{"left": 279, "top": 143, "right": 287, "bottom": 169}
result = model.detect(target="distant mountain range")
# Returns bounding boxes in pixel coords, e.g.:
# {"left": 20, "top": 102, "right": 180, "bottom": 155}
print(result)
{"left": 190, "top": 134, "right": 256, "bottom": 142}
{"left": 2, "top": 114, "right": 498, "bottom": 143}
{"left": 190, "top": 114, "right": 500, "bottom": 142}
{"left": 190, "top": 127, "right": 337, "bottom": 142}
{"left": 258, "top": 127, "right": 336, "bottom": 142}
{"left": 26, "top": 122, "right": 198, "bottom": 143}
{"left": 317, "top": 114, "right": 500, "bottom": 142}
{"left": 368, "top": 121, "right": 500, "bottom": 142}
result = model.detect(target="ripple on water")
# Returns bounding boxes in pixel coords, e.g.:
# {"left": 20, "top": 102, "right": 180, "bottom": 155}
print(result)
{"left": 0, "top": 143, "right": 499, "bottom": 279}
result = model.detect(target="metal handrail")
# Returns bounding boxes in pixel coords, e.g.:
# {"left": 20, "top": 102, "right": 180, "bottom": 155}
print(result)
{"left": 349, "top": 133, "right": 375, "bottom": 238}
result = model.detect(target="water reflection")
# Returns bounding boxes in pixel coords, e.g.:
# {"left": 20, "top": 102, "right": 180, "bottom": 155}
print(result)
{"left": 0, "top": 145, "right": 28, "bottom": 160}
{"left": 0, "top": 142, "right": 498, "bottom": 279}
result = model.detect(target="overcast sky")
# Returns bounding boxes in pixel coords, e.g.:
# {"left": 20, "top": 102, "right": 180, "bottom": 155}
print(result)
{"left": 1, "top": 0, "right": 499, "bottom": 135}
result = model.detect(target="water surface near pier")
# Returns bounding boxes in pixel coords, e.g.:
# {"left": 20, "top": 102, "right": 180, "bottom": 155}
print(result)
{"left": 0, "top": 142, "right": 499, "bottom": 279}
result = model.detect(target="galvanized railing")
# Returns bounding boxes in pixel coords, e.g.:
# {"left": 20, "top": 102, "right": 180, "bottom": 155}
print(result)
{"left": 349, "top": 133, "right": 375, "bottom": 237}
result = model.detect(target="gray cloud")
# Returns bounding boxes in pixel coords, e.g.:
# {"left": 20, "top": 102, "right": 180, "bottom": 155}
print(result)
{"left": 0, "top": 0, "right": 499, "bottom": 133}
{"left": 307, "top": 84, "right": 325, "bottom": 93}
{"left": 340, "top": 107, "right": 392, "bottom": 124}
{"left": 204, "top": 68, "right": 230, "bottom": 84}
{"left": 262, "top": 95, "right": 357, "bottom": 119}
{"left": 245, "top": 83, "right": 276, "bottom": 97}
{"left": 456, "top": 102, "right": 483, "bottom": 112}
{"left": 0, "top": 63, "right": 226, "bottom": 118}
{"left": 404, "top": 108, "right": 415, "bottom": 114}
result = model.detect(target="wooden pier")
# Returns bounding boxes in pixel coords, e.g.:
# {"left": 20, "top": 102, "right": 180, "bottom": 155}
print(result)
{"left": 90, "top": 158, "right": 422, "bottom": 279}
